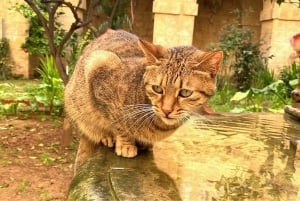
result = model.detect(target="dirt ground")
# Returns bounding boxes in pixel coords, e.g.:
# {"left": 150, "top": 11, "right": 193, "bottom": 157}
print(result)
{"left": 0, "top": 115, "right": 76, "bottom": 201}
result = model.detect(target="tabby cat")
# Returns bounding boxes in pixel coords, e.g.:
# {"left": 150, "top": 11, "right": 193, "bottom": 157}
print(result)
{"left": 64, "top": 29, "right": 223, "bottom": 170}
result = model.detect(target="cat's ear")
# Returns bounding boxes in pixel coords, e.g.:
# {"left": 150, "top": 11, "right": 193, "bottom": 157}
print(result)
{"left": 194, "top": 51, "right": 223, "bottom": 77}
{"left": 138, "top": 39, "right": 168, "bottom": 63}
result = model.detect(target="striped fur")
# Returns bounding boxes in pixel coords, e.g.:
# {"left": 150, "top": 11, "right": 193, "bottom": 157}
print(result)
{"left": 64, "top": 30, "right": 223, "bottom": 171}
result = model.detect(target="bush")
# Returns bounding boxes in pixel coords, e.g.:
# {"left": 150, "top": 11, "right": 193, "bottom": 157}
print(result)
{"left": 280, "top": 62, "right": 300, "bottom": 97}
{"left": 0, "top": 38, "right": 12, "bottom": 79}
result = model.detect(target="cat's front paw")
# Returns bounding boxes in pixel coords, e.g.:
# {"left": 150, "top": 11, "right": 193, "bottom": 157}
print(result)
{"left": 115, "top": 135, "right": 137, "bottom": 158}
{"left": 115, "top": 144, "right": 138, "bottom": 157}
{"left": 100, "top": 136, "right": 114, "bottom": 148}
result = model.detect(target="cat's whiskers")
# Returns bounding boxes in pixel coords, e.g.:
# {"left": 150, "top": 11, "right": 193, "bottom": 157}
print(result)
{"left": 126, "top": 109, "right": 155, "bottom": 134}
{"left": 113, "top": 104, "right": 152, "bottom": 124}
{"left": 131, "top": 112, "right": 155, "bottom": 137}
{"left": 179, "top": 112, "right": 190, "bottom": 124}
{"left": 186, "top": 110, "right": 212, "bottom": 127}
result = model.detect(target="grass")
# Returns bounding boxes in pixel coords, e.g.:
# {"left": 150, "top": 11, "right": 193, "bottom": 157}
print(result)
{"left": 0, "top": 80, "right": 40, "bottom": 99}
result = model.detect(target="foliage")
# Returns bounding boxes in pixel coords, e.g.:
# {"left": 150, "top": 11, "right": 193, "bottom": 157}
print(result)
{"left": 229, "top": 80, "right": 290, "bottom": 112}
{"left": 93, "top": 0, "right": 132, "bottom": 35}
{"left": 227, "top": 62, "right": 299, "bottom": 113}
{"left": 209, "top": 82, "right": 236, "bottom": 112}
{"left": 210, "top": 9, "right": 277, "bottom": 112}
{"left": 280, "top": 62, "right": 300, "bottom": 97}
{"left": 13, "top": 2, "right": 65, "bottom": 55}
{"left": 16, "top": 0, "right": 132, "bottom": 83}
{"left": 0, "top": 57, "right": 64, "bottom": 116}
{"left": 35, "top": 56, "right": 64, "bottom": 115}
{"left": 0, "top": 38, "right": 12, "bottom": 80}
{"left": 219, "top": 22, "right": 267, "bottom": 91}
{"left": 67, "top": 29, "right": 93, "bottom": 75}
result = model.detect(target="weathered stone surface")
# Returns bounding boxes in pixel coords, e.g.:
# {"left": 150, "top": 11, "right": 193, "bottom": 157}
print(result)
{"left": 68, "top": 147, "right": 181, "bottom": 201}
{"left": 68, "top": 113, "right": 300, "bottom": 201}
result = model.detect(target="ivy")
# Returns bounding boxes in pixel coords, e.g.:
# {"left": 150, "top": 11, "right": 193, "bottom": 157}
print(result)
{"left": 13, "top": 1, "right": 65, "bottom": 56}
{"left": 0, "top": 38, "right": 12, "bottom": 80}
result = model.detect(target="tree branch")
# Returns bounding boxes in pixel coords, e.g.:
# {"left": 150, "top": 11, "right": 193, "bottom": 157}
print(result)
{"left": 24, "top": 0, "right": 49, "bottom": 33}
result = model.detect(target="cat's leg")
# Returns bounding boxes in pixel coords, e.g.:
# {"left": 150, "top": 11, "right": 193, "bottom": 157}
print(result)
{"left": 115, "top": 134, "right": 138, "bottom": 157}
{"left": 74, "top": 135, "right": 98, "bottom": 173}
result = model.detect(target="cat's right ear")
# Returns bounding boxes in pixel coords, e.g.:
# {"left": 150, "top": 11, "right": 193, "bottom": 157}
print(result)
{"left": 138, "top": 39, "right": 168, "bottom": 63}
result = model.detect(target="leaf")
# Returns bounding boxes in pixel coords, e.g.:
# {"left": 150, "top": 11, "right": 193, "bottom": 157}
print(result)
{"left": 289, "top": 79, "right": 298, "bottom": 87}
{"left": 230, "top": 90, "right": 250, "bottom": 102}
{"left": 230, "top": 107, "right": 246, "bottom": 113}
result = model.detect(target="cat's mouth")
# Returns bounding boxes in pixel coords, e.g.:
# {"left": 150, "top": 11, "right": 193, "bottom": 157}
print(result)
{"left": 159, "top": 116, "right": 180, "bottom": 126}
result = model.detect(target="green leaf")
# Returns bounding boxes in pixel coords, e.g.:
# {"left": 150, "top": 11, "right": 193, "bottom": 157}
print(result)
{"left": 289, "top": 79, "right": 298, "bottom": 88}
{"left": 230, "top": 90, "right": 250, "bottom": 102}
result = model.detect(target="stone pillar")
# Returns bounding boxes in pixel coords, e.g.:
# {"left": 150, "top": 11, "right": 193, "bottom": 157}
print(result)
{"left": 260, "top": 1, "right": 300, "bottom": 73}
{"left": 152, "top": 0, "right": 198, "bottom": 47}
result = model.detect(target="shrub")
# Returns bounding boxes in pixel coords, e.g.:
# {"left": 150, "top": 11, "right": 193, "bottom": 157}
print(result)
{"left": 35, "top": 55, "right": 64, "bottom": 115}
{"left": 0, "top": 38, "right": 12, "bottom": 79}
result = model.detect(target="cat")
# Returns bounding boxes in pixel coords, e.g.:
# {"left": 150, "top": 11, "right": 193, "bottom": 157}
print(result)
{"left": 64, "top": 29, "right": 223, "bottom": 171}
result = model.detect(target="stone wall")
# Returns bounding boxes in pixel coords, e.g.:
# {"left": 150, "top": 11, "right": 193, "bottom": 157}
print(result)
{"left": 133, "top": 0, "right": 263, "bottom": 48}
{"left": 260, "top": 1, "right": 300, "bottom": 73}
{"left": 1, "top": 0, "right": 300, "bottom": 78}
{"left": 194, "top": 0, "right": 262, "bottom": 49}
{"left": 0, "top": 0, "right": 29, "bottom": 78}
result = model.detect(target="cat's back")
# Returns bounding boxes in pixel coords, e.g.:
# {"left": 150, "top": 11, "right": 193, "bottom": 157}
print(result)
{"left": 85, "top": 29, "right": 144, "bottom": 59}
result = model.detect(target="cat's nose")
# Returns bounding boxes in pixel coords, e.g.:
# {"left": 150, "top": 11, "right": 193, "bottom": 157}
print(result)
{"left": 162, "top": 108, "right": 172, "bottom": 117}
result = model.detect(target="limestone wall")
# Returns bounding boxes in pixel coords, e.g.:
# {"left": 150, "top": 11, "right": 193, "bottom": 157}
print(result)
{"left": 260, "top": 1, "right": 300, "bottom": 73}
{"left": 134, "top": 0, "right": 263, "bottom": 49}
{"left": 194, "top": 0, "right": 262, "bottom": 49}
{"left": 1, "top": 0, "right": 300, "bottom": 78}
{"left": 0, "top": 0, "right": 29, "bottom": 78}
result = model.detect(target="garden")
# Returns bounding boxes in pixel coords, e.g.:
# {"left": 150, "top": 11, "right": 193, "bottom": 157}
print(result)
{"left": 0, "top": 0, "right": 299, "bottom": 201}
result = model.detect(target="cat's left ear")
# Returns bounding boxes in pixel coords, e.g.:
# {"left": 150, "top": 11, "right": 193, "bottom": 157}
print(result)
{"left": 139, "top": 39, "right": 168, "bottom": 63}
{"left": 194, "top": 51, "right": 223, "bottom": 77}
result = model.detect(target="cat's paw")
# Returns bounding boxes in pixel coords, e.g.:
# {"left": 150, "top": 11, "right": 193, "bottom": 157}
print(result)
{"left": 115, "top": 135, "right": 137, "bottom": 158}
{"left": 100, "top": 136, "right": 114, "bottom": 148}
{"left": 115, "top": 144, "right": 138, "bottom": 158}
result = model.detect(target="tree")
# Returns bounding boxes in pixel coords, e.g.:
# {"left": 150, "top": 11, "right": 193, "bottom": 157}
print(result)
{"left": 23, "top": 0, "right": 132, "bottom": 84}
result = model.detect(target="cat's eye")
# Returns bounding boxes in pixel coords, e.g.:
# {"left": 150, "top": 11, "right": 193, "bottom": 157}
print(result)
{"left": 152, "top": 85, "right": 163, "bottom": 94}
{"left": 179, "top": 89, "right": 193, "bottom": 98}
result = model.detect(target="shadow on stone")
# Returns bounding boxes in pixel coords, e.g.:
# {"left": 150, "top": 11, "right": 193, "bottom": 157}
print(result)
{"left": 67, "top": 146, "right": 181, "bottom": 201}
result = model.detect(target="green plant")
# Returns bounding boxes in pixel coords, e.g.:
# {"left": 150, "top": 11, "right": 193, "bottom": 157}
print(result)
{"left": 14, "top": 2, "right": 49, "bottom": 55}
{"left": 0, "top": 79, "right": 64, "bottom": 116}
{"left": 13, "top": 2, "right": 66, "bottom": 56}
{"left": 39, "top": 152, "right": 56, "bottom": 165}
{"left": 230, "top": 80, "right": 290, "bottom": 112}
{"left": 67, "top": 29, "right": 93, "bottom": 75}
{"left": 280, "top": 62, "right": 300, "bottom": 97}
{"left": 219, "top": 10, "right": 268, "bottom": 91}
{"left": 17, "top": 179, "right": 30, "bottom": 192}
{"left": 0, "top": 38, "right": 12, "bottom": 79}
{"left": 93, "top": 0, "right": 132, "bottom": 35}
{"left": 35, "top": 56, "right": 64, "bottom": 115}
{"left": 210, "top": 81, "right": 236, "bottom": 112}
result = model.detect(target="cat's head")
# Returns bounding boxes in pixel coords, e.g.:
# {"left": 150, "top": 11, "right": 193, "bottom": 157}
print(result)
{"left": 139, "top": 40, "right": 223, "bottom": 126}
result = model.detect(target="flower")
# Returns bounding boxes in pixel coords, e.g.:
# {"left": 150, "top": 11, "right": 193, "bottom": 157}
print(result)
{"left": 290, "top": 33, "right": 300, "bottom": 52}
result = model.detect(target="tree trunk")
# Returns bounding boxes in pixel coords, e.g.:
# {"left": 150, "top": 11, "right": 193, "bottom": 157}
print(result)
{"left": 55, "top": 55, "right": 69, "bottom": 85}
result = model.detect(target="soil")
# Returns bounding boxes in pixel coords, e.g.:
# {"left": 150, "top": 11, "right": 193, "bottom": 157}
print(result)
{"left": 0, "top": 115, "right": 77, "bottom": 201}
